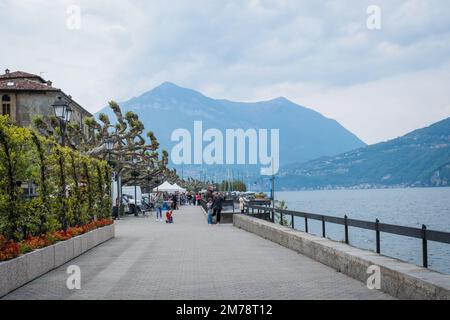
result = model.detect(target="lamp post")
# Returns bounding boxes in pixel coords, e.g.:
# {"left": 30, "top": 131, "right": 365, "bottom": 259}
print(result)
{"left": 146, "top": 165, "right": 152, "bottom": 194}
{"left": 132, "top": 155, "right": 138, "bottom": 216}
{"left": 52, "top": 96, "right": 72, "bottom": 147}
{"left": 106, "top": 138, "right": 120, "bottom": 220}
{"left": 105, "top": 138, "right": 114, "bottom": 163}
{"left": 271, "top": 156, "right": 276, "bottom": 223}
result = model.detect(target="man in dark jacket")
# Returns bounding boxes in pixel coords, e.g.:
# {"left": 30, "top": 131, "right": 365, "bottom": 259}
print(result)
{"left": 205, "top": 185, "right": 214, "bottom": 201}
{"left": 172, "top": 193, "right": 178, "bottom": 210}
{"left": 213, "top": 193, "right": 224, "bottom": 224}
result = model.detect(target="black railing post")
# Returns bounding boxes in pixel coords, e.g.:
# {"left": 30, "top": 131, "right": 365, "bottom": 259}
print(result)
{"left": 375, "top": 219, "right": 381, "bottom": 254}
{"left": 238, "top": 206, "right": 450, "bottom": 270}
{"left": 422, "top": 224, "right": 428, "bottom": 268}
{"left": 322, "top": 216, "right": 326, "bottom": 238}
{"left": 344, "top": 215, "right": 349, "bottom": 244}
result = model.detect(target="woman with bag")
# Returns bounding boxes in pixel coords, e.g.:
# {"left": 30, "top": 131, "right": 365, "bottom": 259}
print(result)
{"left": 239, "top": 196, "right": 245, "bottom": 214}
{"left": 207, "top": 198, "right": 214, "bottom": 225}
{"left": 155, "top": 192, "right": 164, "bottom": 222}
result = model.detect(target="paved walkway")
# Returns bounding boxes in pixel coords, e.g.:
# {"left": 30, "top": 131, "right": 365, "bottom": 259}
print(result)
{"left": 3, "top": 206, "right": 392, "bottom": 300}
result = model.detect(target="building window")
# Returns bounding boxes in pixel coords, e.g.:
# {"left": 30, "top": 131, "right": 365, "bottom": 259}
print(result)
{"left": 2, "top": 95, "right": 11, "bottom": 117}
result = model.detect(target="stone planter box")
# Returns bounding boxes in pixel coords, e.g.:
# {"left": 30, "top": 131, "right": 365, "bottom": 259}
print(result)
{"left": 0, "top": 224, "right": 115, "bottom": 298}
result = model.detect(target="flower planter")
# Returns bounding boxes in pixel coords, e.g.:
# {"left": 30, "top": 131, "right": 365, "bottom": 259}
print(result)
{"left": 0, "top": 223, "right": 115, "bottom": 298}
{"left": 26, "top": 246, "right": 55, "bottom": 282}
{"left": 0, "top": 255, "right": 27, "bottom": 297}
{"left": 73, "top": 236, "right": 83, "bottom": 257}
{"left": 54, "top": 238, "right": 75, "bottom": 268}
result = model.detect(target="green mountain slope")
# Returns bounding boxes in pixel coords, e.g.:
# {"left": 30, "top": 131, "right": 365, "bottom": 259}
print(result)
{"left": 279, "top": 117, "right": 450, "bottom": 189}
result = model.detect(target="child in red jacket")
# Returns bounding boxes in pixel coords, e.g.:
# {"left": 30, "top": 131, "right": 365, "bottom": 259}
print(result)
{"left": 166, "top": 210, "right": 174, "bottom": 224}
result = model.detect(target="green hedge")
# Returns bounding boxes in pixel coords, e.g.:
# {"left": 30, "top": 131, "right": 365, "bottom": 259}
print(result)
{"left": 0, "top": 116, "right": 111, "bottom": 242}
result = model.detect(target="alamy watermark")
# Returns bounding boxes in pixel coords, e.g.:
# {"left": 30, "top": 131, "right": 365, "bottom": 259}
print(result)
{"left": 66, "top": 5, "right": 81, "bottom": 30}
{"left": 66, "top": 265, "right": 81, "bottom": 290}
{"left": 366, "top": 265, "right": 381, "bottom": 290}
{"left": 367, "top": 5, "right": 382, "bottom": 30}
{"left": 171, "top": 121, "right": 280, "bottom": 175}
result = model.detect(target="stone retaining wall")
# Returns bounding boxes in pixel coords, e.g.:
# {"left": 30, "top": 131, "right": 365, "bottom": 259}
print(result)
{"left": 234, "top": 214, "right": 450, "bottom": 300}
{"left": 0, "top": 224, "right": 115, "bottom": 297}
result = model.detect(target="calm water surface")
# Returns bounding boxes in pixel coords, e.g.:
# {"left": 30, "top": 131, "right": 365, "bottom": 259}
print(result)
{"left": 277, "top": 188, "right": 450, "bottom": 274}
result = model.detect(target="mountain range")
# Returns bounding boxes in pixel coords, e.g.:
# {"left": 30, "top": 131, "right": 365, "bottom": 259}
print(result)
{"left": 97, "top": 82, "right": 449, "bottom": 190}
{"left": 97, "top": 82, "right": 366, "bottom": 177}
{"left": 278, "top": 117, "right": 450, "bottom": 189}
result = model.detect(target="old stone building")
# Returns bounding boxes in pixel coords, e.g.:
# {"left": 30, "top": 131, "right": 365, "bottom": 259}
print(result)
{"left": 0, "top": 69, "right": 92, "bottom": 136}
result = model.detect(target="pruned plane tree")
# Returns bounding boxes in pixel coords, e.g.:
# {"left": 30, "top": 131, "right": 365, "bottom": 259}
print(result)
{"left": 33, "top": 101, "right": 171, "bottom": 192}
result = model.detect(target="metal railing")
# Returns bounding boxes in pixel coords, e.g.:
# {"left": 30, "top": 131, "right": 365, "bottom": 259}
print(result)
{"left": 244, "top": 204, "right": 450, "bottom": 269}
{"left": 200, "top": 199, "right": 236, "bottom": 213}
{"left": 200, "top": 199, "right": 272, "bottom": 214}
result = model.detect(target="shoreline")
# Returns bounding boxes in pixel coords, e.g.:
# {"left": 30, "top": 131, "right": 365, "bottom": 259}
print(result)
{"left": 277, "top": 185, "right": 450, "bottom": 192}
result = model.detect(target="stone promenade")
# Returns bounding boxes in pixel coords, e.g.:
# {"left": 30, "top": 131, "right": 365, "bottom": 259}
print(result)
{"left": 2, "top": 206, "right": 392, "bottom": 300}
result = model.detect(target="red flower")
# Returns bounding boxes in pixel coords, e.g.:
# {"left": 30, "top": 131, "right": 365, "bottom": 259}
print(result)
{"left": 0, "top": 240, "right": 21, "bottom": 261}
{"left": 0, "top": 219, "right": 113, "bottom": 262}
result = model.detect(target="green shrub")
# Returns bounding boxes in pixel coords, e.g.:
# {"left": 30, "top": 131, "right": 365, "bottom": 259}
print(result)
{"left": 0, "top": 116, "right": 111, "bottom": 241}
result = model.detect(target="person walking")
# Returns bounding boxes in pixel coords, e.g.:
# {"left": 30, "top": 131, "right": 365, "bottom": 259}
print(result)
{"left": 155, "top": 192, "right": 164, "bottom": 222}
{"left": 113, "top": 197, "right": 120, "bottom": 220}
{"left": 213, "top": 193, "right": 224, "bottom": 224}
{"left": 172, "top": 193, "right": 179, "bottom": 210}
{"left": 239, "top": 196, "right": 246, "bottom": 214}
{"left": 207, "top": 198, "right": 213, "bottom": 225}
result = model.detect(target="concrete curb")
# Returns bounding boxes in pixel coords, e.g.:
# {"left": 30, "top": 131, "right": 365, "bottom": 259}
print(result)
{"left": 233, "top": 214, "right": 450, "bottom": 300}
{"left": 0, "top": 224, "right": 115, "bottom": 298}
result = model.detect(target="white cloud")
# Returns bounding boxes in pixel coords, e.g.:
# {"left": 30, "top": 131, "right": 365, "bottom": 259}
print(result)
{"left": 268, "top": 63, "right": 450, "bottom": 144}
{"left": 1, "top": 0, "right": 449, "bottom": 143}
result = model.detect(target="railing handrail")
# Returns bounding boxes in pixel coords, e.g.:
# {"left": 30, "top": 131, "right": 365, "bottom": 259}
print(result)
{"left": 246, "top": 204, "right": 450, "bottom": 243}
{"left": 244, "top": 204, "right": 450, "bottom": 268}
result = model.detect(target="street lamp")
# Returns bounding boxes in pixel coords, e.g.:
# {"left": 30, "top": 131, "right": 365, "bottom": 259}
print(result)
{"left": 105, "top": 138, "right": 114, "bottom": 164}
{"left": 146, "top": 165, "right": 152, "bottom": 194}
{"left": 106, "top": 138, "right": 114, "bottom": 151}
{"left": 105, "top": 138, "right": 120, "bottom": 220}
{"left": 52, "top": 96, "right": 72, "bottom": 146}
{"left": 132, "top": 155, "right": 139, "bottom": 216}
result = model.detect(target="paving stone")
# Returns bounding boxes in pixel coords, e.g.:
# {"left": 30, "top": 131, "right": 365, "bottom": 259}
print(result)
{"left": 2, "top": 206, "right": 392, "bottom": 300}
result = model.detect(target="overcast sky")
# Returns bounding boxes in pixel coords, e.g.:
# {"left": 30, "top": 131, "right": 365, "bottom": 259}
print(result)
{"left": 1, "top": 0, "right": 450, "bottom": 144}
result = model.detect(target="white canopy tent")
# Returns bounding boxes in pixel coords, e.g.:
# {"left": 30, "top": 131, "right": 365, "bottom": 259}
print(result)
{"left": 172, "top": 183, "right": 186, "bottom": 193}
{"left": 153, "top": 181, "right": 178, "bottom": 192}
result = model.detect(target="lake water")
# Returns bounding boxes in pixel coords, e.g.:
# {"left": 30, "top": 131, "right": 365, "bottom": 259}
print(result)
{"left": 277, "top": 188, "right": 450, "bottom": 274}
